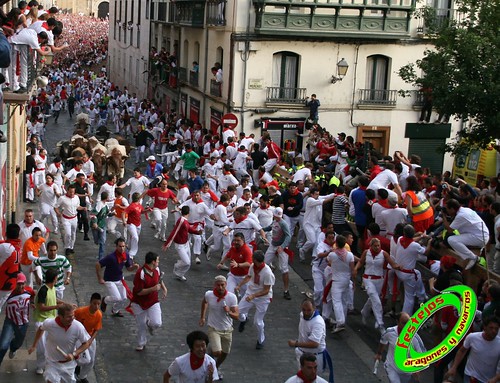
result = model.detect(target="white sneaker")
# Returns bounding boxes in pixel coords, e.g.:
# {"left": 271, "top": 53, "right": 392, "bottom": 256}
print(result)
{"left": 219, "top": 264, "right": 229, "bottom": 271}
{"left": 135, "top": 345, "right": 144, "bottom": 351}
{"left": 332, "top": 324, "right": 345, "bottom": 334}
{"left": 154, "top": 232, "right": 160, "bottom": 239}
{"left": 361, "top": 313, "right": 368, "bottom": 326}
{"left": 175, "top": 274, "right": 187, "bottom": 281}
{"left": 205, "top": 249, "right": 212, "bottom": 261}
{"left": 465, "top": 256, "right": 478, "bottom": 270}
{"left": 375, "top": 323, "right": 386, "bottom": 334}
{"left": 36, "top": 368, "right": 44, "bottom": 375}
{"left": 195, "top": 256, "right": 201, "bottom": 264}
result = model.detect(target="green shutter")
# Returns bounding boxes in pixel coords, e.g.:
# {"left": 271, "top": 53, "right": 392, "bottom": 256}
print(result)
{"left": 408, "top": 139, "right": 446, "bottom": 174}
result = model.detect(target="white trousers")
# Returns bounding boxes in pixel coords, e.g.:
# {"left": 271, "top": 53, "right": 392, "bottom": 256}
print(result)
{"left": 40, "top": 202, "right": 58, "bottom": 232}
{"left": 302, "top": 223, "right": 319, "bottom": 255}
{"left": 173, "top": 242, "right": 191, "bottom": 277}
{"left": 264, "top": 244, "right": 289, "bottom": 273}
{"left": 108, "top": 216, "right": 126, "bottom": 239}
{"left": 62, "top": 216, "right": 77, "bottom": 250}
{"left": 131, "top": 302, "right": 162, "bottom": 347}
{"left": 104, "top": 280, "right": 127, "bottom": 313}
{"left": 77, "top": 339, "right": 96, "bottom": 379}
{"left": 312, "top": 262, "right": 327, "bottom": 308}
{"left": 209, "top": 226, "right": 231, "bottom": 256}
{"left": 284, "top": 215, "right": 301, "bottom": 234}
{"left": 25, "top": 173, "right": 34, "bottom": 200}
{"left": 127, "top": 224, "right": 141, "bottom": 258}
{"left": 21, "top": 263, "right": 42, "bottom": 289}
{"left": 35, "top": 321, "right": 47, "bottom": 370}
{"left": 238, "top": 296, "right": 271, "bottom": 344}
{"left": 189, "top": 230, "right": 204, "bottom": 256}
{"left": 152, "top": 207, "right": 168, "bottom": 238}
{"left": 448, "top": 233, "right": 488, "bottom": 260}
{"left": 34, "top": 171, "right": 45, "bottom": 187}
{"left": 227, "top": 273, "right": 247, "bottom": 297}
{"left": 264, "top": 158, "right": 277, "bottom": 173}
{"left": 331, "top": 278, "right": 350, "bottom": 326}
{"left": 361, "top": 277, "right": 384, "bottom": 327}
{"left": 385, "top": 363, "right": 411, "bottom": 383}
{"left": 395, "top": 270, "right": 426, "bottom": 315}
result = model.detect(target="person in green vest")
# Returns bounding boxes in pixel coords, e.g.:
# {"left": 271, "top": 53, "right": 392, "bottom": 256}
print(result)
{"left": 31, "top": 268, "right": 65, "bottom": 376}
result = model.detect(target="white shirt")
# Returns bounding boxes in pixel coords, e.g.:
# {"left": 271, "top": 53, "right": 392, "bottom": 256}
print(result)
{"left": 327, "top": 250, "right": 354, "bottom": 281}
{"left": 18, "top": 219, "right": 47, "bottom": 246}
{"left": 379, "top": 207, "right": 408, "bottom": 236}
{"left": 364, "top": 249, "right": 385, "bottom": 277}
{"left": 179, "top": 199, "right": 212, "bottom": 224}
{"left": 245, "top": 263, "right": 275, "bottom": 298}
{"left": 380, "top": 325, "right": 425, "bottom": 372}
{"left": 54, "top": 194, "right": 80, "bottom": 218}
{"left": 368, "top": 169, "right": 399, "bottom": 191}
{"left": 204, "top": 290, "right": 238, "bottom": 331}
{"left": 285, "top": 375, "right": 328, "bottom": 383}
{"left": 463, "top": 332, "right": 500, "bottom": 382}
{"left": 167, "top": 352, "right": 219, "bottom": 383}
{"left": 240, "top": 137, "right": 255, "bottom": 150}
{"left": 233, "top": 151, "right": 248, "bottom": 171}
{"left": 298, "top": 312, "right": 326, "bottom": 354}
{"left": 293, "top": 167, "right": 312, "bottom": 183}
{"left": 40, "top": 317, "right": 90, "bottom": 365}
{"left": 450, "top": 207, "right": 490, "bottom": 240}
{"left": 9, "top": 28, "right": 40, "bottom": 49}
{"left": 177, "top": 186, "right": 190, "bottom": 204}
{"left": 38, "top": 183, "right": 61, "bottom": 207}
{"left": 395, "top": 238, "right": 426, "bottom": 270}
{"left": 230, "top": 216, "right": 262, "bottom": 244}
{"left": 125, "top": 176, "right": 150, "bottom": 198}
{"left": 222, "top": 129, "right": 235, "bottom": 144}
{"left": 213, "top": 204, "right": 231, "bottom": 227}
{"left": 255, "top": 207, "right": 274, "bottom": 228}
{"left": 303, "top": 194, "right": 334, "bottom": 229}
{"left": 218, "top": 173, "right": 239, "bottom": 193}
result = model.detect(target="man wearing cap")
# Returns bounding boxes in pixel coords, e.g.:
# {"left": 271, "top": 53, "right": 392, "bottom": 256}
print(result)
{"left": 0, "top": 272, "right": 35, "bottom": 366}
{"left": 145, "top": 155, "right": 163, "bottom": 179}
{"left": 199, "top": 275, "right": 239, "bottom": 377}
{"left": 305, "top": 94, "right": 320, "bottom": 124}
{"left": 263, "top": 207, "right": 293, "bottom": 300}
{"left": 235, "top": 250, "right": 275, "bottom": 350}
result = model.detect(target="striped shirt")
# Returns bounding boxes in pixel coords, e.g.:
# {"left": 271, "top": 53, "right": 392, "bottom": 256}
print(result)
{"left": 332, "top": 194, "right": 348, "bottom": 225}
{"left": 5, "top": 287, "right": 35, "bottom": 325}
{"left": 33, "top": 255, "right": 72, "bottom": 288}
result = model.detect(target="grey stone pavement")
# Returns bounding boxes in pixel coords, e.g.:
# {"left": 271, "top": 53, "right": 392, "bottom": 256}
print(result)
{"left": 0, "top": 108, "right": 435, "bottom": 382}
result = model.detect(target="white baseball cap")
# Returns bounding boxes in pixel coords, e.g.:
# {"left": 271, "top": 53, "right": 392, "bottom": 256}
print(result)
{"left": 146, "top": 155, "right": 156, "bottom": 161}
{"left": 273, "top": 207, "right": 283, "bottom": 218}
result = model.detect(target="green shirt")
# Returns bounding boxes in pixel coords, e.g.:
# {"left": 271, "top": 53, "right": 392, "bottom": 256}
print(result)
{"left": 180, "top": 150, "right": 200, "bottom": 170}
{"left": 33, "top": 255, "right": 72, "bottom": 289}
{"left": 34, "top": 284, "right": 57, "bottom": 323}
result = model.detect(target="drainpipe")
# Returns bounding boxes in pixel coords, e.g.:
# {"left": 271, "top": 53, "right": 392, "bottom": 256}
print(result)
{"left": 202, "top": 12, "right": 210, "bottom": 123}
{"left": 238, "top": 0, "right": 252, "bottom": 134}
{"left": 350, "top": 44, "right": 360, "bottom": 128}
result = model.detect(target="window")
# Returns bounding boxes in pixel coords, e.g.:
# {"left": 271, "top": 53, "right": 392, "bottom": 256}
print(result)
{"left": 158, "top": 3, "right": 167, "bottom": 21}
{"left": 145, "top": 0, "right": 148, "bottom": 19}
{"left": 363, "top": 54, "right": 392, "bottom": 102}
{"left": 272, "top": 51, "right": 300, "bottom": 99}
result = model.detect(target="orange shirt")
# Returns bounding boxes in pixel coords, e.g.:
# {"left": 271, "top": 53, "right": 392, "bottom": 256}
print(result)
{"left": 74, "top": 306, "right": 103, "bottom": 336}
{"left": 21, "top": 237, "right": 46, "bottom": 266}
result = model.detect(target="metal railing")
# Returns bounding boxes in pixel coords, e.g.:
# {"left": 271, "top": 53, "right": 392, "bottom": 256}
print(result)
{"left": 416, "top": 7, "right": 467, "bottom": 35}
{"left": 358, "top": 89, "right": 397, "bottom": 106}
{"left": 266, "top": 87, "right": 307, "bottom": 104}
{"left": 178, "top": 67, "right": 187, "bottom": 82}
{"left": 210, "top": 79, "right": 222, "bottom": 97}
{"left": 207, "top": 0, "right": 227, "bottom": 26}
{"left": 189, "top": 70, "right": 199, "bottom": 87}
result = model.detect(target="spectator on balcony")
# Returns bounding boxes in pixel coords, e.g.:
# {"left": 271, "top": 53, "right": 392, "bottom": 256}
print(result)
{"left": 305, "top": 94, "right": 320, "bottom": 124}
{"left": 29, "top": 17, "right": 68, "bottom": 53}
{"left": 5, "top": 29, "right": 49, "bottom": 93}
{"left": 191, "top": 61, "right": 199, "bottom": 73}
{"left": 211, "top": 66, "right": 223, "bottom": 84}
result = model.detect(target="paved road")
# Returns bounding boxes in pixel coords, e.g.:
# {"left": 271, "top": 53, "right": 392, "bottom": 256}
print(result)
{"left": 1, "top": 107, "right": 436, "bottom": 382}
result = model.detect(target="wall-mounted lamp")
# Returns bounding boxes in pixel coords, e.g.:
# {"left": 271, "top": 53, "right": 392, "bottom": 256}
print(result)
{"left": 331, "top": 58, "right": 349, "bottom": 84}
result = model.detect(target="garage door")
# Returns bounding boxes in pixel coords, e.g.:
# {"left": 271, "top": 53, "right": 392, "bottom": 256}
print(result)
{"left": 408, "top": 139, "right": 446, "bottom": 174}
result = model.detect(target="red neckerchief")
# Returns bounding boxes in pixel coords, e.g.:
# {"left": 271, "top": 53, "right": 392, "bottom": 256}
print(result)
{"left": 334, "top": 247, "right": 348, "bottom": 262}
{"left": 189, "top": 352, "right": 204, "bottom": 370}
{"left": 41, "top": 22, "right": 50, "bottom": 30}
{"left": 213, "top": 288, "right": 228, "bottom": 302}
{"left": 235, "top": 215, "right": 247, "bottom": 224}
{"left": 149, "top": 161, "right": 157, "bottom": 174}
{"left": 228, "top": 142, "right": 236, "bottom": 147}
{"left": 378, "top": 199, "right": 391, "bottom": 209}
{"left": 55, "top": 316, "right": 71, "bottom": 331}
{"left": 223, "top": 127, "right": 230, "bottom": 132}
{"left": 106, "top": 181, "right": 115, "bottom": 186}
{"left": 223, "top": 171, "right": 231, "bottom": 175}
{"left": 192, "top": 198, "right": 204, "bottom": 204}
{"left": 359, "top": 185, "right": 367, "bottom": 190}
{"left": 252, "top": 192, "right": 259, "bottom": 199}
{"left": 253, "top": 262, "right": 266, "bottom": 284}
{"left": 204, "top": 189, "right": 219, "bottom": 202}
{"left": 241, "top": 196, "right": 250, "bottom": 201}
{"left": 289, "top": 189, "right": 299, "bottom": 196}
{"left": 297, "top": 370, "right": 314, "bottom": 383}
{"left": 399, "top": 237, "right": 413, "bottom": 249}
{"left": 116, "top": 251, "right": 127, "bottom": 263}
{"left": 238, "top": 148, "right": 246, "bottom": 153}
{"left": 40, "top": 154, "right": 46, "bottom": 160}
{"left": 134, "top": 175, "right": 142, "bottom": 179}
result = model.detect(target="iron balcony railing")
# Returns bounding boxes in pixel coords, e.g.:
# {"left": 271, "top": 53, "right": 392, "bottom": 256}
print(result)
{"left": 266, "top": 86, "right": 307, "bottom": 104}
{"left": 358, "top": 89, "right": 397, "bottom": 106}
{"left": 189, "top": 70, "right": 199, "bottom": 87}
{"left": 210, "top": 79, "right": 222, "bottom": 97}
{"left": 416, "top": 7, "right": 466, "bottom": 35}
{"left": 178, "top": 67, "right": 187, "bottom": 82}
{"left": 207, "top": 0, "right": 227, "bottom": 26}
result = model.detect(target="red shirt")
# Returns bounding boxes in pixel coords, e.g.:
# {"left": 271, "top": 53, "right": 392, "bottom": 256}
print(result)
{"left": 0, "top": 240, "right": 21, "bottom": 292}
{"left": 146, "top": 188, "right": 176, "bottom": 210}
{"left": 132, "top": 264, "right": 160, "bottom": 310}
{"left": 226, "top": 244, "right": 253, "bottom": 276}
{"left": 125, "top": 202, "right": 143, "bottom": 226}
{"left": 165, "top": 217, "right": 199, "bottom": 246}
{"left": 266, "top": 141, "right": 281, "bottom": 160}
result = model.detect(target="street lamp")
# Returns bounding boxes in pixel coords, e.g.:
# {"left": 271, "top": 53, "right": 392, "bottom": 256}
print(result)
{"left": 331, "top": 58, "right": 349, "bottom": 84}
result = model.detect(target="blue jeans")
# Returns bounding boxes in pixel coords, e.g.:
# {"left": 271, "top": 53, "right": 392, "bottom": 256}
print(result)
{"left": 0, "top": 317, "right": 28, "bottom": 365}
{"left": 92, "top": 227, "right": 107, "bottom": 260}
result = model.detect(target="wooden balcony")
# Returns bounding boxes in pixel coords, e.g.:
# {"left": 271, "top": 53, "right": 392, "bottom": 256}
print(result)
{"left": 266, "top": 86, "right": 307, "bottom": 104}
{"left": 358, "top": 89, "right": 397, "bottom": 108}
{"left": 253, "top": 0, "right": 415, "bottom": 39}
